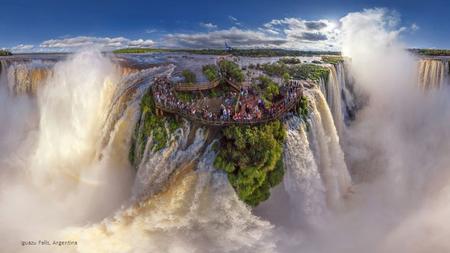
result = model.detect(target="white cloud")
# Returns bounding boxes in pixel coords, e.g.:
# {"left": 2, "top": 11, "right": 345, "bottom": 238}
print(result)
{"left": 39, "top": 36, "right": 155, "bottom": 51}
{"left": 229, "top": 16, "right": 238, "bottom": 22}
{"left": 10, "top": 36, "right": 155, "bottom": 53}
{"left": 164, "top": 17, "right": 342, "bottom": 50}
{"left": 200, "top": 22, "right": 218, "bottom": 29}
{"left": 11, "top": 44, "right": 35, "bottom": 52}
{"left": 7, "top": 12, "right": 416, "bottom": 52}
{"left": 228, "top": 15, "right": 242, "bottom": 26}
{"left": 145, "top": 29, "right": 158, "bottom": 34}
{"left": 411, "top": 23, "right": 419, "bottom": 32}
{"left": 163, "top": 27, "right": 287, "bottom": 49}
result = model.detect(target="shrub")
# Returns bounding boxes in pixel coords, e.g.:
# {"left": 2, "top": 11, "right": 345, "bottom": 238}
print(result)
{"left": 202, "top": 64, "right": 219, "bottom": 81}
{"left": 214, "top": 120, "right": 286, "bottom": 206}
{"left": 278, "top": 57, "right": 301, "bottom": 65}
{"left": 0, "top": 50, "right": 12, "bottom": 56}
{"left": 218, "top": 60, "right": 244, "bottom": 82}
{"left": 322, "top": 56, "right": 344, "bottom": 65}
{"left": 129, "top": 89, "right": 181, "bottom": 167}
{"left": 182, "top": 69, "right": 197, "bottom": 83}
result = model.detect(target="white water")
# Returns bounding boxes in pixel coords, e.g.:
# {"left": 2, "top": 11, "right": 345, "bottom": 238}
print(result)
{"left": 0, "top": 50, "right": 147, "bottom": 252}
{"left": 64, "top": 144, "right": 276, "bottom": 253}
{"left": 283, "top": 116, "right": 328, "bottom": 228}
{"left": 307, "top": 89, "right": 352, "bottom": 208}
{"left": 322, "top": 62, "right": 356, "bottom": 139}
{"left": 418, "top": 59, "right": 449, "bottom": 89}
{"left": 132, "top": 124, "right": 206, "bottom": 200}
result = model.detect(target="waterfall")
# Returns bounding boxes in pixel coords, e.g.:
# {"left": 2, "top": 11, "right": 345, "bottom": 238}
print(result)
{"left": 132, "top": 125, "right": 207, "bottom": 200}
{"left": 283, "top": 116, "right": 328, "bottom": 227}
{"left": 0, "top": 51, "right": 355, "bottom": 253}
{"left": 418, "top": 59, "right": 449, "bottom": 89}
{"left": 324, "top": 62, "right": 356, "bottom": 138}
{"left": 306, "top": 88, "right": 352, "bottom": 209}
{"left": 0, "top": 60, "right": 54, "bottom": 95}
{"left": 63, "top": 144, "right": 276, "bottom": 253}
{"left": 0, "top": 60, "right": 9, "bottom": 88}
{"left": 0, "top": 50, "right": 170, "bottom": 252}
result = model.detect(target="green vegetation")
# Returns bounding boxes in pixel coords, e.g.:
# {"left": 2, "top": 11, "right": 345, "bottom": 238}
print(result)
{"left": 297, "top": 96, "right": 309, "bottom": 121}
{"left": 112, "top": 48, "right": 167, "bottom": 54}
{"left": 113, "top": 47, "right": 340, "bottom": 57}
{"left": 258, "top": 76, "right": 280, "bottom": 103}
{"left": 175, "top": 91, "right": 197, "bottom": 102}
{"left": 218, "top": 60, "right": 244, "bottom": 82}
{"left": 129, "top": 89, "right": 181, "bottom": 166}
{"left": 181, "top": 69, "right": 197, "bottom": 83}
{"left": 214, "top": 121, "right": 286, "bottom": 206}
{"left": 409, "top": 48, "right": 450, "bottom": 56}
{"left": 278, "top": 57, "right": 301, "bottom": 65}
{"left": 260, "top": 62, "right": 329, "bottom": 83}
{"left": 290, "top": 64, "right": 329, "bottom": 82}
{"left": 322, "top": 56, "right": 344, "bottom": 65}
{"left": 202, "top": 64, "right": 219, "bottom": 81}
{"left": 282, "top": 72, "right": 291, "bottom": 84}
{"left": 0, "top": 50, "right": 12, "bottom": 56}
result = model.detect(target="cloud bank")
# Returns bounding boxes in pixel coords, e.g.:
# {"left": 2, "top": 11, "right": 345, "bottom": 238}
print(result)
{"left": 12, "top": 36, "right": 155, "bottom": 53}
{"left": 9, "top": 11, "right": 415, "bottom": 53}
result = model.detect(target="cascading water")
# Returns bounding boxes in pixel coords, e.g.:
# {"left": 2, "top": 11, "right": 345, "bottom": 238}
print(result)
{"left": 0, "top": 50, "right": 157, "bottom": 252}
{"left": 322, "top": 62, "right": 356, "bottom": 139}
{"left": 2, "top": 60, "right": 54, "bottom": 95}
{"left": 63, "top": 144, "right": 276, "bottom": 253}
{"left": 307, "top": 88, "right": 352, "bottom": 209}
{"left": 418, "top": 59, "right": 449, "bottom": 89}
{"left": 283, "top": 116, "right": 328, "bottom": 228}
{"left": 0, "top": 49, "right": 354, "bottom": 253}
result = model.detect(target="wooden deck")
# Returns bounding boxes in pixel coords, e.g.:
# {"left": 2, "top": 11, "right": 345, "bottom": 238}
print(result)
{"left": 174, "top": 80, "right": 220, "bottom": 91}
{"left": 153, "top": 79, "right": 309, "bottom": 126}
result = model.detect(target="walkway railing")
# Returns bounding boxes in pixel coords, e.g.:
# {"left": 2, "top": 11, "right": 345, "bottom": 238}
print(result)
{"left": 153, "top": 87, "right": 304, "bottom": 126}
{"left": 174, "top": 80, "right": 220, "bottom": 91}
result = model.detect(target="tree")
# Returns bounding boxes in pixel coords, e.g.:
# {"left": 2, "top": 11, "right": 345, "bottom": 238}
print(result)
{"left": 282, "top": 72, "right": 291, "bottom": 84}
{"left": 0, "top": 50, "right": 12, "bottom": 56}
{"left": 214, "top": 121, "right": 286, "bottom": 206}
{"left": 202, "top": 64, "right": 219, "bottom": 81}
{"left": 259, "top": 76, "right": 279, "bottom": 101}
{"left": 182, "top": 69, "right": 197, "bottom": 83}
{"left": 218, "top": 60, "right": 244, "bottom": 82}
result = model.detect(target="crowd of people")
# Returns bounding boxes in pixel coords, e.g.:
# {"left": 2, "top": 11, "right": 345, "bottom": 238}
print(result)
{"left": 152, "top": 77, "right": 303, "bottom": 124}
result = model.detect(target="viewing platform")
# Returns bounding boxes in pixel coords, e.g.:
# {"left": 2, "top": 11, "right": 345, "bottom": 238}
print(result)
{"left": 152, "top": 77, "right": 308, "bottom": 126}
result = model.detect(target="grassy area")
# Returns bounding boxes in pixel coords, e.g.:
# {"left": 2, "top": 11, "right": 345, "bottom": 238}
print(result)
{"left": 214, "top": 120, "right": 286, "bottom": 206}
{"left": 409, "top": 48, "right": 450, "bottom": 56}
{"left": 129, "top": 88, "right": 181, "bottom": 167}
{"left": 322, "top": 55, "right": 344, "bottom": 65}
{"left": 0, "top": 50, "right": 12, "bottom": 56}
{"left": 113, "top": 48, "right": 170, "bottom": 54}
{"left": 113, "top": 47, "right": 340, "bottom": 57}
{"left": 297, "top": 95, "right": 309, "bottom": 122}
{"left": 181, "top": 69, "right": 197, "bottom": 83}
{"left": 278, "top": 57, "right": 302, "bottom": 64}
{"left": 260, "top": 62, "right": 329, "bottom": 83}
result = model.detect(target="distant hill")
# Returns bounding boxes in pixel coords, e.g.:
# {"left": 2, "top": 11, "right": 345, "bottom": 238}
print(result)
{"left": 113, "top": 48, "right": 341, "bottom": 57}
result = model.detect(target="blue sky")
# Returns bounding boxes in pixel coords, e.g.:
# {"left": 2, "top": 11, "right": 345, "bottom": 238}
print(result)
{"left": 0, "top": 0, "right": 448, "bottom": 52}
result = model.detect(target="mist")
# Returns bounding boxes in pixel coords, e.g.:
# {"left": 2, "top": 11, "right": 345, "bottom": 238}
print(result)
{"left": 293, "top": 8, "right": 450, "bottom": 253}
{"left": 0, "top": 50, "right": 134, "bottom": 253}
